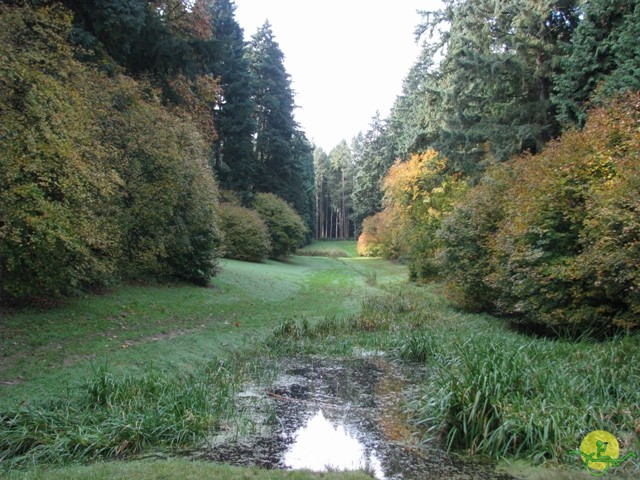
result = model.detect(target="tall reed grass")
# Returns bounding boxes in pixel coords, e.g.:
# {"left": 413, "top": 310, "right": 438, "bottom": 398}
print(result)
{"left": 267, "top": 285, "right": 640, "bottom": 468}
{"left": 0, "top": 360, "right": 241, "bottom": 470}
{"left": 398, "top": 315, "right": 640, "bottom": 465}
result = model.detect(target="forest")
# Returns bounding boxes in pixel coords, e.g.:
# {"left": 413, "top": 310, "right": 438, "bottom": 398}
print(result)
{"left": 1, "top": 0, "right": 639, "bottom": 326}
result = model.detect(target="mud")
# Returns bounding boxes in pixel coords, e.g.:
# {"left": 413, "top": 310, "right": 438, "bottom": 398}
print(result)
{"left": 198, "top": 355, "right": 516, "bottom": 479}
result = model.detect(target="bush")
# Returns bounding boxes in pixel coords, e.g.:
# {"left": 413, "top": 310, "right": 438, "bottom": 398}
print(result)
{"left": 357, "top": 209, "right": 399, "bottom": 258}
{"left": 252, "top": 193, "right": 308, "bottom": 258}
{"left": 367, "top": 151, "right": 467, "bottom": 281}
{"left": 438, "top": 163, "right": 513, "bottom": 311}
{"left": 0, "top": 4, "right": 222, "bottom": 302}
{"left": 440, "top": 93, "right": 640, "bottom": 330}
{"left": 217, "top": 203, "right": 271, "bottom": 262}
{"left": 101, "top": 87, "right": 221, "bottom": 285}
{"left": 0, "top": 5, "right": 120, "bottom": 301}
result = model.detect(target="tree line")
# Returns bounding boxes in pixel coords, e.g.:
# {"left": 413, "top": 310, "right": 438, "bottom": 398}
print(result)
{"left": 320, "top": 0, "right": 639, "bottom": 242}
{"left": 0, "top": 0, "right": 314, "bottom": 303}
{"left": 352, "top": 0, "right": 640, "bottom": 331}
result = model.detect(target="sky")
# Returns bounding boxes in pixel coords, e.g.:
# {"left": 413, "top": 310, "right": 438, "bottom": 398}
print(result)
{"left": 233, "top": 0, "right": 442, "bottom": 152}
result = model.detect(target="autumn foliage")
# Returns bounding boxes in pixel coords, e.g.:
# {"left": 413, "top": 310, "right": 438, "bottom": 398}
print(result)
{"left": 441, "top": 93, "right": 640, "bottom": 330}
{"left": 359, "top": 95, "right": 640, "bottom": 331}
{"left": 0, "top": 4, "right": 221, "bottom": 302}
{"left": 358, "top": 150, "right": 467, "bottom": 280}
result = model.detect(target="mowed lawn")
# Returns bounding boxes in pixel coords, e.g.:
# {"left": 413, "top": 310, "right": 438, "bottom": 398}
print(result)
{"left": 0, "top": 242, "right": 404, "bottom": 407}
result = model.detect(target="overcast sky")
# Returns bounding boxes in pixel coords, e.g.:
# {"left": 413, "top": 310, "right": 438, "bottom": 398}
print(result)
{"left": 233, "top": 0, "right": 442, "bottom": 152}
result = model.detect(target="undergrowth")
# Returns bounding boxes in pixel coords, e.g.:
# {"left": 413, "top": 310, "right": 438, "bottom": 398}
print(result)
{"left": 0, "top": 360, "right": 241, "bottom": 471}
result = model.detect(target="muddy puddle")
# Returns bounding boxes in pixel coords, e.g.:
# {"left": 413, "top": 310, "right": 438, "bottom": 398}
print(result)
{"left": 197, "top": 355, "right": 516, "bottom": 479}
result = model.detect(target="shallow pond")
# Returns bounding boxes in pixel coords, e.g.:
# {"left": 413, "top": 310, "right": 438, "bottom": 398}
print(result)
{"left": 198, "top": 355, "right": 516, "bottom": 479}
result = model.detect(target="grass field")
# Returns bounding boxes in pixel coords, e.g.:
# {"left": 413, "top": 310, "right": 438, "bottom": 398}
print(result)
{"left": 0, "top": 246, "right": 402, "bottom": 407}
{"left": 2, "top": 241, "right": 638, "bottom": 479}
{"left": 0, "top": 242, "right": 404, "bottom": 478}
{"left": 2, "top": 459, "right": 372, "bottom": 480}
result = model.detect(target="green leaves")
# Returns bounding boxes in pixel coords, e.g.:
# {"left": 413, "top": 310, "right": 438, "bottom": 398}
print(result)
{"left": 252, "top": 193, "right": 308, "bottom": 259}
{"left": 440, "top": 93, "right": 640, "bottom": 330}
{"left": 0, "top": 4, "right": 221, "bottom": 303}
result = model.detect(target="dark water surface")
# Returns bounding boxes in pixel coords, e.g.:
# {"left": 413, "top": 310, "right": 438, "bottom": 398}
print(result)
{"left": 198, "top": 355, "right": 517, "bottom": 479}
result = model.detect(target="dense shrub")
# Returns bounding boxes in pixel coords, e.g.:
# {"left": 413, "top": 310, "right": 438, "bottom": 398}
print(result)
{"left": 438, "top": 164, "right": 512, "bottom": 311}
{"left": 0, "top": 4, "right": 221, "bottom": 301}
{"left": 357, "top": 209, "right": 399, "bottom": 258}
{"left": 217, "top": 203, "right": 271, "bottom": 262}
{"left": 0, "top": 5, "right": 120, "bottom": 301}
{"left": 96, "top": 81, "right": 221, "bottom": 285}
{"left": 441, "top": 93, "right": 640, "bottom": 330}
{"left": 252, "top": 193, "right": 308, "bottom": 258}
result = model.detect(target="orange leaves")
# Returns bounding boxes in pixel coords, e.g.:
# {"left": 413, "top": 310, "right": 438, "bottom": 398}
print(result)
{"left": 441, "top": 91, "right": 640, "bottom": 329}
{"left": 383, "top": 150, "right": 445, "bottom": 211}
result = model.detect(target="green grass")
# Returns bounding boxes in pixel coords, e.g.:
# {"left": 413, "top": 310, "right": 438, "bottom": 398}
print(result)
{"left": 264, "top": 284, "right": 640, "bottom": 477}
{"left": 1, "top": 362, "right": 239, "bottom": 469}
{"left": 1, "top": 459, "right": 373, "bottom": 480}
{"left": 0, "top": 242, "right": 401, "bottom": 478}
{"left": 1, "top": 247, "right": 399, "bottom": 407}
{"left": 3, "top": 240, "right": 639, "bottom": 479}
{"left": 296, "top": 240, "right": 358, "bottom": 258}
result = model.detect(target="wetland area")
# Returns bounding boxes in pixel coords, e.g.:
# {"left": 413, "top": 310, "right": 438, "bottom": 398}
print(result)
{"left": 200, "top": 355, "right": 514, "bottom": 479}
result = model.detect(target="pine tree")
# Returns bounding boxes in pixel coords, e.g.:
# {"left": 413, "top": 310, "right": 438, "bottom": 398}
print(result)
{"left": 313, "top": 147, "right": 331, "bottom": 239}
{"left": 247, "top": 21, "right": 298, "bottom": 196}
{"left": 328, "top": 141, "right": 355, "bottom": 239}
{"left": 416, "top": 0, "right": 578, "bottom": 175}
{"left": 553, "top": 0, "right": 640, "bottom": 126}
{"left": 208, "top": 0, "right": 257, "bottom": 195}
{"left": 246, "top": 21, "right": 314, "bottom": 235}
{"left": 351, "top": 114, "right": 396, "bottom": 230}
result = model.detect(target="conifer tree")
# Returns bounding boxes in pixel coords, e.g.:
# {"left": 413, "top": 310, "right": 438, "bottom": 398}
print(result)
{"left": 351, "top": 114, "right": 396, "bottom": 230}
{"left": 246, "top": 21, "right": 314, "bottom": 234}
{"left": 553, "top": 0, "right": 640, "bottom": 126}
{"left": 208, "top": 0, "right": 257, "bottom": 195}
{"left": 417, "top": 0, "right": 578, "bottom": 175}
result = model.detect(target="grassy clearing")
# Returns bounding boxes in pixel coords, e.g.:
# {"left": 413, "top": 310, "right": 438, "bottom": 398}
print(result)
{"left": 296, "top": 240, "right": 358, "bottom": 258}
{"left": 3, "top": 240, "right": 638, "bottom": 478}
{"left": 1, "top": 245, "right": 394, "bottom": 406}
{"left": 0, "top": 242, "right": 396, "bottom": 478}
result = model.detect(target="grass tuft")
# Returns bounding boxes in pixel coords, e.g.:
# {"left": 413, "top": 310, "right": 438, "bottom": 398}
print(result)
{"left": 399, "top": 316, "right": 640, "bottom": 465}
{"left": 0, "top": 361, "right": 241, "bottom": 470}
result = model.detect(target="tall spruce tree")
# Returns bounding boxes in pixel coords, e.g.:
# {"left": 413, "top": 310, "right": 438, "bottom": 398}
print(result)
{"left": 328, "top": 140, "right": 355, "bottom": 239}
{"left": 351, "top": 113, "right": 396, "bottom": 230}
{"left": 553, "top": 0, "right": 640, "bottom": 126}
{"left": 208, "top": 0, "right": 257, "bottom": 195}
{"left": 417, "top": 0, "right": 578, "bottom": 175}
{"left": 388, "top": 49, "right": 442, "bottom": 159}
{"left": 313, "top": 147, "right": 332, "bottom": 239}
{"left": 246, "top": 21, "right": 314, "bottom": 230}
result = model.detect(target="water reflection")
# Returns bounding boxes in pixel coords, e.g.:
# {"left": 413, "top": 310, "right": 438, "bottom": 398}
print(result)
{"left": 198, "top": 356, "right": 515, "bottom": 479}
{"left": 283, "top": 409, "right": 385, "bottom": 478}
